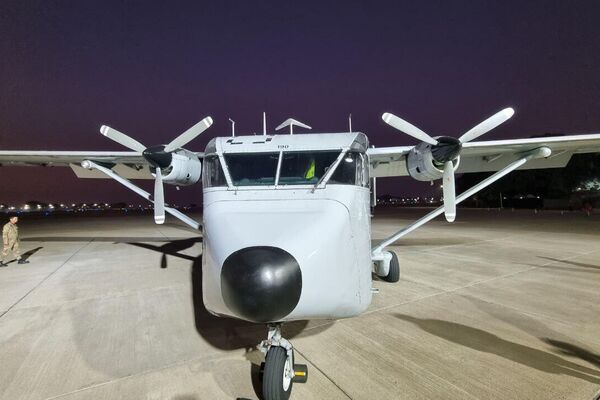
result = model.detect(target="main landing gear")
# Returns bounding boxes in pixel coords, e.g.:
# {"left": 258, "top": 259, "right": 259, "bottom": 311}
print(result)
{"left": 259, "top": 324, "right": 308, "bottom": 400}
{"left": 372, "top": 250, "right": 400, "bottom": 283}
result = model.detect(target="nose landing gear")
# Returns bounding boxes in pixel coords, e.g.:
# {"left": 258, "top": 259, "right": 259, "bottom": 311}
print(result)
{"left": 259, "top": 324, "right": 308, "bottom": 400}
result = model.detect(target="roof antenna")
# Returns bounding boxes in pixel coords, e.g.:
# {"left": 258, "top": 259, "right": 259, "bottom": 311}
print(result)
{"left": 349, "top": 113, "right": 352, "bottom": 133}
{"left": 263, "top": 112, "right": 267, "bottom": 136}
{"left": 228, "top": 118, "right": 235, "bottom": 137}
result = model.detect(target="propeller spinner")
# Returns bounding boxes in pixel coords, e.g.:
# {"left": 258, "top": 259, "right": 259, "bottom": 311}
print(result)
{"left": 382, "top": 108, "right": 514, "bottom": 222}
{"left": 100, "top": 116, "right": 213, "bottom": 224}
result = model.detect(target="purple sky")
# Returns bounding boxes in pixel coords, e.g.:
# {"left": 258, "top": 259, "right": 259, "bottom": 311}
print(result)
{"left": 1, "top": 1, "right": 600, "bottom": 205}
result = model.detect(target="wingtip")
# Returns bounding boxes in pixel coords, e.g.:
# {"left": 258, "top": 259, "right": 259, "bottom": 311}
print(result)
{"left": 100, "top": 125, "right": 109, "bottom": 135}
{"left": 504, "top": 108, "right": 515, "bottom": 118}
{"left": 382, "top": 113, "right": 392, "bottom": 123}
{"left": 204, "top": 116, "right": 213, "bottom": 127}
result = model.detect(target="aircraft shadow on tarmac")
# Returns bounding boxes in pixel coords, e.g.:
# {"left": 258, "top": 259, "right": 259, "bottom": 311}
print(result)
{"left": 543, "top": 338, "right": 600, "bottom": 370}
{"left": 396, "top": 314, "right": 600, "bottom": 384}
{"left": 517, "top": 256, "right": 600, "bottom": 276}
{"left": 466, "top": 294, "right": 600, "bottom": 368}
{"left": 538, "top": 256, "right": 600, "bottom": 271}
{"left": 127, "top": 238, "right": 200, "bottom": 268}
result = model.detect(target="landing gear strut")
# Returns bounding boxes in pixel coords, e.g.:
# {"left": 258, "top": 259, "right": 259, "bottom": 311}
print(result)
{"left": 259, "top": 324, "right": 308, "bottom": 400}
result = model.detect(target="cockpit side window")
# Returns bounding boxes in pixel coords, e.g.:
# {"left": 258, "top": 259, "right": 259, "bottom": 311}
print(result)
{"left": 224, "top": 152, "right": 279, "bottom": 186}
{"left": 202, "top": 155, "right": 227, "bottom": 187}
{"left": 278, "top": 151, "right": 339, "bottom": 185}
{"left": 329, "top": 152, "right": 357, "bottom": 185}
{"left": 329, "top": 152, "right": 369, "bottom": 187}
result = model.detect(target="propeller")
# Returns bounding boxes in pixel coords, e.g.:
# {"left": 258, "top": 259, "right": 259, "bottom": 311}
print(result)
{"left": 154, "top": 167, "right": 165, "bottom": 224}
{"left": 382, "top": 108, "right": 514, "bottom": 222}
{"left": 100, "top": 116, "right": 213, "bottom": 224}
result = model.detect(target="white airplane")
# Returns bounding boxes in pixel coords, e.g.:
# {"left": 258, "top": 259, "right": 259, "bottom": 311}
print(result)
{"left": 2, "top": 108, "right": 600, "bottom": 400}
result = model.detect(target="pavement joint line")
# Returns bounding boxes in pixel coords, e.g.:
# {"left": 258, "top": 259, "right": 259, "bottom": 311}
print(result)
{"left": 390, "top": 233, "right": 518, "bottom": 255}
{"left": 457, "top": 293, "right": 576, "bottom": 328}
{"left": 407, "top": 233, "right": 516, "bottom": 249}
{"left": 7, "top": 281, "right": 191, "bottom": 313}
{"left": 292, "top": 347, "right": 354, "bottom": 400}
{"left": 153, "top": 224, "right": 174, "bottom": 242}
{"left": 394, "top": 277, "right": 450, "bottom": 293}
{"left": 0, "top": 239, "right": 92, "bottom": 320}
{"left": 41, "top": 352, "right": 229, "bottom": 400}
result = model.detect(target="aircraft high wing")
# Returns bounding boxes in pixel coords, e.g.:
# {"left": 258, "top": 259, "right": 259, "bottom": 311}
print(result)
{"left": 369, "top": 133, "right": 600, "bottom": 177}
{"left": 0, "top": 117, "right": 213, "bottom": 229}
{"left": 368, "top": 133, "right": 600, "bottom": 252}
{"left": 0, "top": 151, "right": 154, "bottom": 178}
{"left": 368, "top": 108, "right": 600, "bottom": 254}
{"left": 370, "top": 108, "right": 600, "bottom": 223}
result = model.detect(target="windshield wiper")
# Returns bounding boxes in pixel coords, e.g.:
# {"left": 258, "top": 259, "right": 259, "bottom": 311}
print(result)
{"left": 311, "top": 150, "right": 347, "bottom": 193}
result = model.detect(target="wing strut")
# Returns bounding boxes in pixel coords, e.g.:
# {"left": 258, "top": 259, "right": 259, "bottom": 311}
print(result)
{"left": 81, "top": 160, "right": 201, "bottom": 230}
{"left": 371, "top": 147, "right": 551, "bottom": 256}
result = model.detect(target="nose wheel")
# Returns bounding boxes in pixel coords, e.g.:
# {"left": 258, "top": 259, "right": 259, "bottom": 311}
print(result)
{"left": 259, "top": 324, "right": 308, "bottom": 400}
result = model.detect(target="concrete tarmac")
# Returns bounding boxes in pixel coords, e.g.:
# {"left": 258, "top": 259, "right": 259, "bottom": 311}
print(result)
{"left": 0, "top": 209, "right": 599, "bottom": 400}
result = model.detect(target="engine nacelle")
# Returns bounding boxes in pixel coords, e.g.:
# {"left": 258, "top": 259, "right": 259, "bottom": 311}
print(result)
{"left": 406, "top": 142, "right": 459, "bottom": 181}
{"left": 160, "top": 149, "right": 202, "bottom": 186}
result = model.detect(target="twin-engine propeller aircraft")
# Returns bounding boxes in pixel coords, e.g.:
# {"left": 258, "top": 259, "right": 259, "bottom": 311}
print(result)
{"left": 2, "top": 108, "right": 600, "bottom": 400}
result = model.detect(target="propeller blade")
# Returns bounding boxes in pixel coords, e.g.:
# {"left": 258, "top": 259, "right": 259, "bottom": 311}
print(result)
{"left": 100, "top": 125, "right": 147, "bottom": 152}
{"left": 382, "top": 113, "right": 438, "bottom": 145}
{"left": 154, "top": 167, "right": 165, "bottom": 224}
{"left": 164, "top": 116, "right": 213, "bottom": 152}
{"left": 459, "top": 107, "right": 514, "bottom": 144}
{"left": 442, "top": 161, "right": 456, "bottom": 222}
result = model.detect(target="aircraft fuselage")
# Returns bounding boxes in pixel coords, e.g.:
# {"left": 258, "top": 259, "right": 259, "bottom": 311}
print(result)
{"left": 201, "top": 132, "right": 375, "bottom": 323}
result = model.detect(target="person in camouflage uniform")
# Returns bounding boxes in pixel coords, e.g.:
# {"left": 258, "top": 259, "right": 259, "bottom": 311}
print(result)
{"left": 1, "top": 215, "right": 29, "bottom": 266}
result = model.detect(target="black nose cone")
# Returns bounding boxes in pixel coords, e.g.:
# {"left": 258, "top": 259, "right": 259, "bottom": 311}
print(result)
{"left": 221, "top": 246, "right": 302, "bottom": 323}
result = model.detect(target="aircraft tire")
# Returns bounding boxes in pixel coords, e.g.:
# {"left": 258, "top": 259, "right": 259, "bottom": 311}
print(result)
{"left": 382, "top": 251, "right": 400, "bottom": 283}
{"left": 263, "top": 346, "right": 293, "bottom": 400}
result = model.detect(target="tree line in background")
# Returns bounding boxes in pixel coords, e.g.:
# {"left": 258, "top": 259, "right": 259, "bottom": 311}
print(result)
{"left": 457, "top": 153, "right": 600, "bottom": 208}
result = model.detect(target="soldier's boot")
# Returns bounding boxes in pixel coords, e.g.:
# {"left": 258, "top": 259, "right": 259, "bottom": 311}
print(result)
{"left": 0, "top": 262, "right": 6, "bottom": 267}
{"left": 17, "top": 259, "right": 29, "bottom": 265}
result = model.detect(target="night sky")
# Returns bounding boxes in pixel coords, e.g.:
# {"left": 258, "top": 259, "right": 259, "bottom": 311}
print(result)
{"left": 1, "top": 0, "right": 600, "bottom": 205}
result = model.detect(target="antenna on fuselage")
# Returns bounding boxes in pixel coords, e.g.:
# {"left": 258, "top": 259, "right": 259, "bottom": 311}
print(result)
{"left": 349, "top": 114, "right": 352, "bottom": 133}
{"left": 263, "top": 112, "right": 267, "bottom": 136}
{"left": 275, "top": 118, "right": 312, "bottom": 135}
{"left": 228, "top": 118, "right": 235, "bottom": 137}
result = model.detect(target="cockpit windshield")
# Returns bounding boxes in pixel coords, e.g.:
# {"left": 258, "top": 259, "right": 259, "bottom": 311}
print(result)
{"left": 210, "top": 150, "right": 368, "bottom": 188}
{"left": 278, "top": 151, "right": 339, "bottom": 185}
{"left": 225, "top": 152, "right": 279, "bottom": 186}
